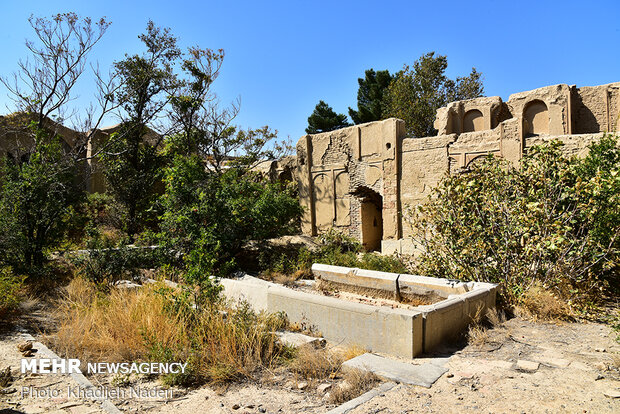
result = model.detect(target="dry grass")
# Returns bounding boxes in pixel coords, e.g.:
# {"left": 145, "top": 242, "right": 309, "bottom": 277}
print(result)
{"left": 519, "top": 283, "right": 573, "bottom": 321}
{"left": 467, "top": 307, "right": 506, "bottom": 346}
{"left": 338, "top": 344, "right": 368, "bottom": 361}
{"left": 51, "top": 278, "right": 287, "bottom": 385}
{"left": 328, "top": 369, "right": 380, "bottom": 405}
{"left": 288, "top": 346, "right": 343, "bottom": 380}
{"left": 52, "top": 277, "right": 184, "bottom": 362}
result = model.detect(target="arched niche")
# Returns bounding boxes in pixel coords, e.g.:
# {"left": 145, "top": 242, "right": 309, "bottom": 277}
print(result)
{"left": 523, "top": 100, "right": 549, "bottom": 137}
{"left": 462, "top": 109, "right": 484, "bottom": 132}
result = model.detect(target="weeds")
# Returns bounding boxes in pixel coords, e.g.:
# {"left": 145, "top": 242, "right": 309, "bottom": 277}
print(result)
{"left": 288, "top": 346, "right": 342, "bottom": 381}
{"left": 0, "top": 267, "right": 24, "bottom": 318}
{"left": 467, "top": 307, "right": 506, "bottom": 346}
{"left": 328, "top": 369, "right": 379, "bottom": 405}
{"left": 52, "top": 278, "right": 288, "bottom": 385}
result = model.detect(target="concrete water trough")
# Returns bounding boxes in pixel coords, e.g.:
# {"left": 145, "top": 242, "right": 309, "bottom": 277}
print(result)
{"left": 220, "top": 264, "right": 496, "bottom": 359}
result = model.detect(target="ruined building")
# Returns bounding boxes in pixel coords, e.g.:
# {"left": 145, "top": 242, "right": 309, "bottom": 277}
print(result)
{"left": 296, "top": 82, "right": 620, "bottom": 254}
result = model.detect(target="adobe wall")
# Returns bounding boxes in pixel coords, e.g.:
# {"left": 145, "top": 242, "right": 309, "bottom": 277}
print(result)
{"left": 297, "top": 82, "right": 620, "bottom": 254}
{"left": 296, "top": 119, "right": 405, "bottom": 249}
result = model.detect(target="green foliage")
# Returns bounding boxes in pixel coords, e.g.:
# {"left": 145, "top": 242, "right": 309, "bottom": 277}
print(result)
{"left": 411, "top": 137, "right": 620, "bottom": 310}
{"left": 0, "top": 267, "right": 24, "bottom": 317}
{"left": 261, "top": 229, "right": 407, "bottom": 276}
{"left": 348, "top": 69, "right": 393, "bottom": 124}
{"left": 100, "top": 126, "right": 164, "bottom": 239}
{"left": 306, "top": 100, "right": 351, "bottom": 134}
{"left": 159, "top": 153, "right": 303, "bottom": 282}
{"left": 101, "top": 21, "right": 179, "bottom": 239}
{"left": 383, "top": 52, "right": 484, "bottom": 137}
{"left": 0, "top": 127, "right": 83, "bottom": 273}
{"left": 72, "top": 227, "right": 165, "bottom": 287}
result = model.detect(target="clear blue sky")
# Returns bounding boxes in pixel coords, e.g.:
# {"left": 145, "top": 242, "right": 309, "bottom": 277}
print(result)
{"left": 1, "top": 0, "right": 619, "bottom": 141}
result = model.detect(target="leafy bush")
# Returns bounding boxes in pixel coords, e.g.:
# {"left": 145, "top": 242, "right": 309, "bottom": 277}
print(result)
{"left": 159, "top": 154, "right": 303, "bottom": 283}
{"left": 410, "top": 136, "right": 620, "bottom": 312}
{"left": 0, "top": 128, "right": 83, "bottom": 274}
{"left": 0, "top": 267, "right": 24, "bottom": 317}
{"left": 260, "top": 229, "right": 408, "bottom": 277}
{"left": 72, "top": 228, "right": 166, "bottom": 287}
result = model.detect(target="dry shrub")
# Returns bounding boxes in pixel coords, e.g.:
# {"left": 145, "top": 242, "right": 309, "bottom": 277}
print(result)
{"left": 329, "top": 369, "right": 379, "bottom": 405}
{"left": 467, "top": 307, "right": 506, "bottom": 346}
{"left": 52, "top": 278, "right": 286, "bottom": 385}
{"left": 289, "top": 346, "right": 342, "bottom": 380}
{"left": 52, "top": 277, "right": 183, "bottom": 362}
{"left": 519, "top": 283, "right": 573, "bottom": 321}
{"left": 339, "top": 344, "right": 367, "bottom": 361}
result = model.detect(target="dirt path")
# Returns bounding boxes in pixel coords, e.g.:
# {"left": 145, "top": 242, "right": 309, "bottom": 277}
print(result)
{"left": 349, "top": 317, "right": 620, "bottom": 413}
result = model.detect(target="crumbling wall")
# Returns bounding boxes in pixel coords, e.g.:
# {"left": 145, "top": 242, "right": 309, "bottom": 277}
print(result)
{"left": 296, "top": 119, "right": 404, "bottom": 245}
{"left": 297, "top": 82, "right": 620, "bottom": 254}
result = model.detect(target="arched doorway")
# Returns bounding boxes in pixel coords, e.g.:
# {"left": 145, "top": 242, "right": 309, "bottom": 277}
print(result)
{"left": 353, "top": 186, "right": 383, "bottom": 252}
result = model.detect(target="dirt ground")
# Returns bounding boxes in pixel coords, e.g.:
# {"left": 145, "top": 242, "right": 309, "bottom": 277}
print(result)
{"left": 1, "top": 302, "right": 619, "bottom": 413}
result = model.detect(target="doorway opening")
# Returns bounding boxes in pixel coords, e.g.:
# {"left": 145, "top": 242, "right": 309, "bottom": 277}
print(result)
{"left": 353, "top": 186, "right": 383, "bottom": 252}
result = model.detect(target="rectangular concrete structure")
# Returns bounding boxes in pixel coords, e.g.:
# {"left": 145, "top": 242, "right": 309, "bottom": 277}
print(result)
{"left": 221, "top": 265, "right": 496, "bottom": 359}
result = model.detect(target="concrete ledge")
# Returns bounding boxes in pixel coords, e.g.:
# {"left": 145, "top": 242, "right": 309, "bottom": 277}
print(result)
{"left": 221, "top": 266, "right": 497, "bottom": 358}
{"left": 222, "top": 276, "right": 423, "bottom": 358}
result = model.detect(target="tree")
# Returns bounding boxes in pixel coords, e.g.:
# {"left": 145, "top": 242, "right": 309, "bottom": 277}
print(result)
{"left": 305, "top": 100, "right": 351, "bottom": 134}
{"left": 348, "top": 69, "right": 393, "bottom": 124}
{"left": 101, "top": 21, "right": 182, "bottom": 239}
{"left": 0, "top": 13, "right": 109, "bottom": 273}
{"left": 159, "top": 40, "right": 301, "bottom": 283}
{"left": 383, "top": 52, "right": 484, "bottom": 137}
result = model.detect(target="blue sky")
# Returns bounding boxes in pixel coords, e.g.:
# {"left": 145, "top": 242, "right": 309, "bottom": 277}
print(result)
{"left": 0, "top": 0, "right": 619, "bottom": 141}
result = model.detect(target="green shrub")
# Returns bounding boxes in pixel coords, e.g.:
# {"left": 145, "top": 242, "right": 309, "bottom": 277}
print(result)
{"left": 72, "top": 227, "right": 166, "bottom": 287}
{"left": 260, "top": 229, "right": 407, "bottom": 277}
{"left": 0, "top": 267, "right": 24, "bottom": 317}
{"left": 410, "top": 136, "right": 620, "bottom": 312}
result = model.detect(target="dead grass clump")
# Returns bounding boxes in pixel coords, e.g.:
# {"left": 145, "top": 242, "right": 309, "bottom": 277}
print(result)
{"left": 289, "top": 346, "right": 343, "bottom": 380}
{"left": 467, "top": 307, "right": 506, "bottom": 346}
{"left": 328, "top": 369, "right": 379, "bottom": 405}
{"left": 519, "top": 283, "right": 573, "bottom": 321}
{"left": 339, "top": 344, "right": 368, "bottom": 361}
{"left": 52, "top": 277, "right": 183, "bottom": 363}
{"left": 52, "top": 278, "right": 287, "bottom": 385}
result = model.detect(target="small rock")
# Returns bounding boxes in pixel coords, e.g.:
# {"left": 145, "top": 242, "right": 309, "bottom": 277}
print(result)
{"left": 603, "top": 390, "right": 620, "bottom": 398}
{"left": 258, "top": 408, "right": 266, "bottom": 413}
{"left": 245, "top": 404, "right": 255, "bottom": 409}
{"left": 595, "top": 374, "right": 604, "bottom": 381}
{"left": 17, "top": 341, "right": 33, "bottom": 352}
{"left": 446, "top": 373, "right": 454, "bottom": 378}
{"left": 22, "top": 349, "right": 35, "bottom": 357}
{"left": 595, "top": 348, "right": 607, "bottom": 353}
{"left": 516, "top": 360, "right": 539, "bottom": 372}
{"left": 317, "top": 383, "right": 332, "bottom": 393}
{"left": 232, "top": 403, "right": 240, "bottom": 410}
{"left": 297, "top": 381, "right": 308, "bottom": 390}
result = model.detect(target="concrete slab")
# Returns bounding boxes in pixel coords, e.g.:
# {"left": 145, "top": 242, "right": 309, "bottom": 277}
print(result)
{"left": 342, "top": 353, "right": 448, "bottom": 388}
{"left": 276, "top": 332, "right": 326, "bottom": 348}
